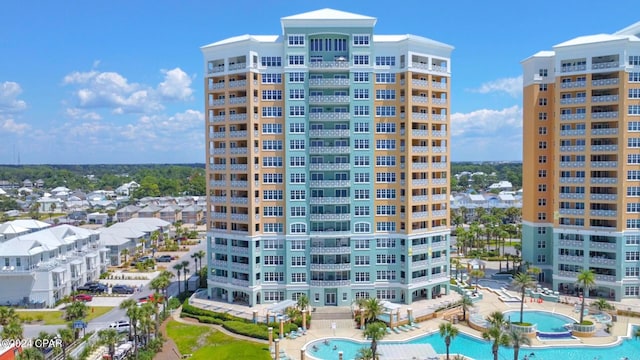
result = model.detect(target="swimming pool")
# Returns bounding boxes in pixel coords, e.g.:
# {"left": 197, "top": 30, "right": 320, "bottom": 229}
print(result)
{"left": 503, "top": 310, "right": 575, "bottom": 333}
{"left": 306, "top": 326, "right": 640, "bottom": 360}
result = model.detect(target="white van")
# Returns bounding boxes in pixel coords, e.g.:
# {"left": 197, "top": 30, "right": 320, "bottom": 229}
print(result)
{"left": 108, "top": 320, "right": 130, "bottom": 333}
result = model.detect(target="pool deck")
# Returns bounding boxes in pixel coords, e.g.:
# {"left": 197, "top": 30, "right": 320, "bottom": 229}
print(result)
{"left": 275, "top": 273, "right": 640, "bottom": 360}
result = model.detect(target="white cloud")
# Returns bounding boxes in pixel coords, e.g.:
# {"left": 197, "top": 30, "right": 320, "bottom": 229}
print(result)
{"left": 468, "top": 75, "right": 523, "bottom": 97}
{"left": 157, "top": 68, "right": 194, "bottom": 101}
{"left": 451, "top": 105, "right": 522, "bottom": 137}
{"left": 66, "top": 108, "right": 102, "bottom": 121}
{"left": 1, "top": 118, "right": 30, "bottom": 134}
{"left": 0, "top": 81, "right": 27, "bottom": 113}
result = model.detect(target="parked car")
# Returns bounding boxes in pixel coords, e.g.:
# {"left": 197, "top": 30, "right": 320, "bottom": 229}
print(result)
{"left": 155, "top": 255, "right": 173, "bottom": 263}
{"left": 112, "top": 285, "right": 134, "bottom": 294}
{"left": 131, "top": 256, "right": 154, "bottom": 266}
{"left": 77, "top": 282, "right": 108, "bottom": 293}
{"left": 74, "top": 294, "right": 93, "bottom": 302}
{"left": 108, "top": 320, "right": 131, "bottom": 333}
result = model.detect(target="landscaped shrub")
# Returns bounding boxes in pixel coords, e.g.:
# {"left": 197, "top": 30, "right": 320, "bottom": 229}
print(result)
{"left": 223, "top": 321, "right": 269, "bottom": 340}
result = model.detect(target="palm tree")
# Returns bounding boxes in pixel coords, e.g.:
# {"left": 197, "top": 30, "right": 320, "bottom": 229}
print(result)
{"left": 191, "top": 250, "right": 205, "bottom": 280}
{"left": 181, "top": 260, "right": 190, "bottom": 292}
{"left": 17, "top": 347, "right": 44, "bottom": 360}
{"left": 361, "top": 298, "right": 384, "bottom": 325}
{"left": 173, "top": 263, "right": 184, "bottom": 293}
{"left": 98, "top": 329, "right": 121, "bottom": 360}
{"left": 591, "top": 298, "right": 613, "bottom": 313}
{"left": 1, "top": 318, "right": 23, "bottom": 339}
{"left": 34, "top": 331, "right": 54, "bottom": 354}
{"left": 363, "top": 321, "right": 386, "bottom": 359}
{"left": 57, "top": 327, "right": 75, "bottom": 360}
{"left": 482, "top": 312, "right": 510, "bottom": 360}
{"left": 450, "top": 258, "right": 461, "bottom": 282}
{"left": 150, "top": 274, "right": 171, "bottom": 317}
{"left": 355, "top": 347, "right": 375, "bottom": 360}
{"left": 439, "top": 322, "right": 459, "bottom": 360}
{"left": 469, "top": 269, "right": 484, "bottom": 291}
{"left": 507, "top": 328, "right": 531, "bottom": 360}
{"left": 512, "top": 272, "right": 536, "bottom": 324}
{"left": 121, "top": 248, "right": 130, "bottom": 265}
{"left": 138, "top": 303, "right": 154, "bottom": 346}
{"left": 576, "top": 269, "right": 596, "bottom": 323}
{"left": 0, "top": 307, "right": 17, "bottom": 326}
{"left": 120, "top": 299, "right": 140, "bottom": 348}
{"left": 459, "top": 296, "right": 474, "bottom": 323}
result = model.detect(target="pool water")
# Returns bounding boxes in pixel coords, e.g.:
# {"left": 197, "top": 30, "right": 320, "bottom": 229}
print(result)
{"left": 306, "top": 327, "right": 640, "bottom": 360}
{"left": 503, "top": 310, "right": 575, "bottom": 332}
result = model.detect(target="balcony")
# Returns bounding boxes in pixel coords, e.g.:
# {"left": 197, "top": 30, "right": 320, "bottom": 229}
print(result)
{"left": 230, "top": 197, "right": 248, "bottom": 204}
{"left": 411, "top": 112, "right": 428, "bottom": 120}
{"left": 211, "top": 244, "right": 227, "bottom": 252}
{"left": 228, "top": 79, "right": 247, "bottom": 88}
{"left": 431, "top": 130, "right": 447, "bottom": 137}
{"left": 558, "top": 239, "right": 583, "bottom": 247}
{"left": 590, "top": 178, "right": 617, "bottom": 184}
{"left": 309, "top": 146, "right": 350, "bottom": 155}
{"left": 230, "top": 278, "right": 249, "bottom": 287}
{"left": 228, "top": 63, "right": 247, "bottom": 71}
{"left": 432, "top": 194, "right": 447, "bottom": 201}
{"left": 230, "top": 113, "right": 248, "bottom": 121}
{"left": 412, "top": 162, "right": 429, "bottom": 170}
{"left": 559, "top": 162, "right": 585, "bottom": 168}
{"left": 412, "top": 211, "right": 429, "bottom": 218}
{"left": 412, "top": 260, "right": 429, "bottom": 268}
{"left": 559, "top": 193, "right": 585, "bottom": 199}
{"left": 208, "top": 99, "right": 225, "bottom": 106}
{"left": 208, "top": 67, "right": 225, "bottom": 74}
{"left": 559, "top": 129, "right": 586, "bottom": 136}
{"left": 559, "top": 146, "right": 585, "bottom": 152}
{"left": 210, "top": 164, "right": 226, "bottom": 171}
{"left": 309, "top": 180, "right": 350, "bottom": 188}
{"left": 431, "top": 146, "right": 447, "bottom": 153}
{"left": 209, "top": 275, "right": 229, "bottom": 283}
{"left": 560, "top": 65, "right": 587, "bottom": 73}
{"left": 229, "top": 147, "right": 248, "bottom": 155}
{"left": 309, "top": 280, "right": 351, "bottom": 286}
{"left": 411, "top": 79, "right": 427, "bottom": 87}
{"left": 590, "top": 194, "right": 616, "bottom": 201}
{"left": 228, "top": 97, "right": 247, "bottom": 105}
{"left": 558, "top": 255, "right": 584, "bottom": 264}
{"left": 412, "top": 129, "right": 428, "bottom": 137}
{"left": 591, "top": 112, "right": 618, "bottom": 119}
{"left": 431, "top": 98, "right": 447, "bottom": 105}
{"left": 560, "top": 113, "right": 586, "bottom": 120}
{"left": 592, "top": 62, "right": 619, "bottom": 70}
{"left": 308, "top": 61, "right": 350, "bottom": 70}
{"left": 310, "top": 263, "right": 352, "bottom": 271}
{"left": 308, "top": 78, "right": 350, "bottom": 87}
{"left": 589, "top": 210, "right": 616, "bottom": 217}
{"left": 591, "top": 128, "right": 617, "bottom": 136}
{"left": 310, "top": 246, "right": 351, "bottom": 255}
{"left": 309, "top": 112, "right": 350, "bottom": 121}
{"left": 432, "top": 210, "right": 447, "bottom": 217}
{"left": 230, "top": 164, "right": 248, "bottom": 171}
{"left": 411, "top": 146, "right": 429, "bottom": 153}
{"left": 431, "top": 178, "right": 448, "bottom": 185}
{"left": 591, "top": 161, "right": 617, "bottom": 168}
{"left": 229, "top": 130, "right": 248, "bottom": 138}
{"left": 210, "top": 132, "right": 225, "bottom": 139}
{"left": 431, "top": 114, "right": 447, "bottom": 121}
{"left": 230, "top": 213, "right": 249, "bottom": 222}
{"left": 230, "top": 180, "right": 249, "bottom": 187}
{"left": 559, "top": 177, "right": 585, "bottom": 183}
{"left": 589, "top": 241, "right": 616, "bottom": 250}
{"left": 590, "top": 145, "right": 617, "bottom": 152}
{"left": 411, "top": 96, "right": 428, "bottom": 104}
{"left": 309, "top": 95, "right": 350, "bottom": 105}
{"left": 558, "top": 209, "right": 585, "bottom": 216}
{"left": 309, "top": 213, "right": 351, "bottom": 221}
{"left": 230, "top": 246, "right": 249, "bottom": 255}
{"left": 592, "top": 78, "right": 619, "bottom": 87}
{"left": 411, "top": 179, "right": 428, "bottom": 186}
{"left": 309, "top": 197, "right": 351, "bottom": 205}
{"left": 595, "top": 274, "right": 616, "bottom": 282}
{"left": 309, "top": 129, "right": 350, "bottom": 138}
{"left": 592, "top": 95, "right": 619, "bottom": 103}
{"left": 210, "top": 213, "right": 227, "bottom": 220}
{"left": 209, "top": 115, "right": 225, "bottom": 123}
{"left": 230, "top": 262, "right": 249, "bottom": 272}
{"left": 209, "top": 180, "right": 226, "bottom": 187}
{"left": 309, "top": 163, "right": 350, "bottom": 171}
{"left": 412, "top": 195, "right": 428, "bottom": 202}
{"left": 432, "top": 82, "right": 447, "bottom": 89}
{"left": 560, "top": 97, "right": 586, "bottom": 104}
{"left": 210, "top": 196, "right": 227, "bottom": 203}
{"left": 560, "top": 81, "right": 586, "bottom": 88}
{"left": 432, "top": 162, "right": 447, "bottom": 169}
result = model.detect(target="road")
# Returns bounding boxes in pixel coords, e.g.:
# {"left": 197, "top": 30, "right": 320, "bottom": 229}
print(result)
{"left": 23, "top": 240, "right": 206, "bottom": 339}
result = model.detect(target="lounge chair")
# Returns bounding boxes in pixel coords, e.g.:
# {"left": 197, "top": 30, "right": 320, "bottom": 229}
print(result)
{"left": 410, "top": 322, "right": 421, "bottom": 329}
{"left": 386, "top": 327, "right": 393, "bottom": 334}
{"left": 393, "top": 327, "right": 401, "bottom": 334}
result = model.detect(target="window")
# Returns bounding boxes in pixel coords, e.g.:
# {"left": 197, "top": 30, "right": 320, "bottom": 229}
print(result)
{"left": 630, "top": 122, "right": 640, "bottom": 131}
{"left": 262, "top": 73, "right": 282, "bottom": 84}
{"left": 290, "top": 190, "right": 306, "bottom": 200}
{"left": 539, "top": 69, "right": 548, "bottom": 77}
{"left": 289, "top": 139, "right": 305, "bottom": 150}
{"left": 354, "top": 189, "right": 370, "bottom": 200}
{"left": 264, "top": 272, "right": 284, "bottom": 282}
{"left": 288, "top": 35, "right": 304, "bottom": 46}
{"left": 629, "top": 89, "right": 640, "bottom": 99}
{"left": 263, "top": 206, "right": 283, "bottom": 217}
{"left": 628, "top": 187, "right": 640, "bottom": 196}
{"left": 538, "top": 112, "right": 547, "bottom": 120}
{"left": 628, "top": 203, "right": 640, "bottom": 213}
{"left": 376, "top": 290, "right": 396, "bottom": 300}
{"left": 262, "top": 157, "right": 283, "bottom": 167}
{"left": 538, "top": 170, "right": 547, "bottom": 178}
{"left": 536, "top": 255, "right": 546, "bottom": 263}
{"left": 538, "top": 141, "right": 547, "bottom": 149}
{"left": 289, "top": 106, "right": 305, "bottom": 116}
{"left": 354, "top": 122, "right": 369, "bottom": 133}
{"left": 376, "top": 205, "right": 396, "bottom": 215}
{"left": 627, "top": 235, "right": 640, "bottom": 245}
{"left": 354, "top": 206, "right": 370, "bottom": 216}
{"left": 538, "top": 184, "right": 546, "bottom": 192}
{"left": 538, "top": 198, "right": 546, "bottom": 206}
{"left": 375, "top": 56, "right": 396, "bottom": 66}
{"left": 262, "top": 107, "right": 282, "bottom": 117}
{"left": 354, "top": 173, "right": 370, "bottom": 183}
{"left": 288, "top": 55, "right": 305, "bottom": 66}
{"left": 355, "top": 272, "right": 370, "bottom": 282}
{"left": 290, "top": 156, "right": 305, "bottom": 167}
{"left": 375, "top": 172, "right": 396, "bottom": 183}
{"left": 628, "top": 170, "right": 640, "bottom": 180}
{"left": 263, "top": 240, "right": 284, "bottom": 249}
{"left": 289, "top": 89, "right": 305, "bottom": 99}
{"left": 375, "top": 89, "right": 396, "bottom": 100}
{"left": 290, "top": 223, "right": 306, "bottom": 233}
{"left": 537, "top": 212, "right": 546, "bottom": 221}
{"left": 630, "top": 56, "right": 640, "bottom": 66}
{"left": 355, "top": 256, "right": 370, "bottom": 266}
{"left": 353, "top": 35, "right": 370, "bottom": 46}
{"left": 376, "top": 270, "right": 396, "bottom": 280}
{"left": 375, "top": 73, "right": 395, "bottom": 83}
{"left": 375, "top": 139, "right": 396, "bottom": 149}
{"left": 538, "top": 127, "right": 547, "bottom": 135}
{"left": 537, "top": 227, "right": 546, "bottom": 234}
{"left": 262, "top": 140, "right": 282, "bottom": 150}
{"left": 261, "top": 56, "right": 282, "bottom": 67}
{"left": 263, "top": 223, "right": 283, "bottom": 233}
{"left": 290, "top": 173, "right": 306, "bottom": 184}
{"left": 263, "top": 190, "right": 283, "bottom": 200}
{"left": 375, "top": 123, "right": 396, "bottom": 133}
{"left": 291, "top": 273, "right": 306, "bottom": 283}
{"left": 629, "top": 154, "right": 640, "bottom": 164}
{"left": 354, "top": 139, "right": 369, "bottom": 150}
{"left": 626, "top": 251, "right": 640, "bottom": 261}
{"left": 538, "top": 98, "right": 547, "bottom": 106}
{"left": 354, "top": 89, "right": 369, "bottom": 99}
{"left": 538, "top": 156, "right": 547, "bottom": 163}
{"left": 353, "top": 72, "right": 369, "bottom": 82}
{"left": 376, "top": 221, "right": 396, "bottom": 232}
{"left": 375, "top": 106, "right": 396, "bottom": 117}
{"left": 291, "top": 240, "right": 306, "bottom": 250}
{"left": 376, "top": 238, "right": 396, "bottom": 248}
{"left": 262, "top": 123, "right": 282, "bottom": 134}
{"left": 539, "top": 84, "right": 547, "bottom": 91}
{"left": 354, "top": 222, "right": 371, "bottom": 233}
{"left": 627, "top": 219, "right": 640, "bottom": 229}
{"left": 264, "top": 256, "right": 284, "bottom": 265}
{"left": 629, "top": 105, "right": 640, "bottom": 115}
{"left": 376, "top": 254, "right": 396, "bottom": 264}
{"left": 291, "top": 256, "right": 306, "bottom": 266}
{"left": 629, "top": 72, "right": 640, "bottom": 82}
{"left": 376, "top": 156, "right": 396, "bottom": 166}
{"left": 354, "top": 239, "right": 370, "bottom": 249}
{"left": 629, "top": 138, "right": 640, "bottom": 148}
{"left": 289, "top": 72, "right": 305, "bottom": 83}
{"left": 354, "top": 156, "right": 370, "bottom": 166}
{"left": 625, "top": 286, "right": 640, "bottom": 296}
{"left": 376, "top": 189, "right": 396, "bottom": 199}
{"left": 537, "top": 240, "right": 546, "bottom": 248}
{"left": 354, "top": 55, "right": 370, "bottom": 65}
{"left": 354, "top": 106, "right": 370, "bottom": 116}
{"left": 626, "top": 267, "right": 640, "bottom": 277}
{"left": 289, "top": 123, "right": 305, "bottom": 133}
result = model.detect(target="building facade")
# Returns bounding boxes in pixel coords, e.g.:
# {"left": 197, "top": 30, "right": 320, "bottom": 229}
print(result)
{"left": 202, "top": 9, "right": 453, "bottom": 307}
{"left": 522, "top": 22, "right": 640, "bottom": 300}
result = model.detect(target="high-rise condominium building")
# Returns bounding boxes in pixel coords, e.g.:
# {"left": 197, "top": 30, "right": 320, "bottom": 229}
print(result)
{"left": 201, "top": 9, "right": 453, "bottom": 307}
{"left": 522, "top": 22, "right": 640, "bottom": 301}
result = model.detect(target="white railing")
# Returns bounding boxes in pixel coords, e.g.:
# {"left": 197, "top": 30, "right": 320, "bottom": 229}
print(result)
{"left": 230, "top": 113, "right": 248, "bottom": 121}
{"left": 310, "top": 263, "right": 351, "bottom": 271}
{"left": 309, "top": 163, "right": 350, "bottom": 171}
{"left": 591, "top": 128, "right": 617, "bottom": 135}
{"left": 228, "top": 79, "right": 247, "bottom": 88}
{"left": 560, "top": 97, "right": 586, "bottom": 104}
{"left": 590, "top": 194, "right": 616, "bottom": 201}
{"left": 592, "top": 95, "right": 619, "bottom": 103}
{"left": 309, "top": 180, "right": 350, "bottom": 187}
{"left": 309, "top": 213, "right": 351, "bottom": 221}
{"left": 308, "top": 61, "right": 350, "bottom": 69}
{"left": 592, "top": 62, "right": 618, "bottom": 70}
{"left": 560, "top": 113, "right": 586, "bottom": 120}
{"left": 411, "top": 79, "right": 428, "bottom": 87}
{"left": 560, "top": 81, "right": 586, "bottom": 88}
{"left": 309, "top": 197, "right": 351, "bottom": 205}
{"left": 309, "top": 129, "right": 350, "bottom": 137}
{"left": 591, "top": 111, "right": 618, "bottom": 119}
{"left": 228, "top": 62, "right": 247, "bottom": 71}
{"left": 591, "top": 161, "right": 617, "bottom": 168}
{"left": 589, "top": 210, "right": 616, "bottom": 217}
{"left": 229, "top": 130, "right": 247, "bottom": 138}
{"left": 309, "top": 112, "right": 351, "bottom": 121}
{"left": 411, "top": 112, "right": 428, "bottom": 120}
{"left": 309, "top": 146, "right": 350, "bottom": 154}
{"left": 591, "top": 78, "right": 619, "bottom": 87}
{"left": 559, "top": 129, "right": 585, "bottom": 136}
{"left": 308, "top": 78, "right": 350, "bottom": 87}
{"left": 590, "top": 145, "right": 617, "bottom": 152}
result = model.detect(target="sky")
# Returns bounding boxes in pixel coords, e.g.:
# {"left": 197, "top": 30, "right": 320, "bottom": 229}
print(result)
{"left": 1, "top": 1, "right": 639, "bottom": 164}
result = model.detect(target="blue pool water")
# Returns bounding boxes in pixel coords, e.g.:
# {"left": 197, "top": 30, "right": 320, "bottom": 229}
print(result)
{"left": 306, "top": 327, "right": 640, "bottom": 360}
{"left": 503, "top": 310, "right": 575, "bottom": 332}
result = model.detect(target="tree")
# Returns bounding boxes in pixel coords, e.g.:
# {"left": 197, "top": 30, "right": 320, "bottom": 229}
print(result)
{"left": 450, "top": 258, "right": 461, "bottom": 282}
{"left": 296, "top": 294, "right": 309, "bottom": 312}
{"left": 16, "top": 348, "right": 44, "bottom": 360}
{"left": 576, "top": 269, "right": 596, "bottom": 323}
{"left": 98, "top": 329, "right": 121, "bottom": 360}
{"left": 512, "top": 272, "right": 536, "bottom": 324}
{"left": 360, "top": 298, "right": 384, "bottom": 325}
{"left": 57, "top": 327, "right": 75, "bottom": 360}
{"left": 591, "top": 298, "right": 614, "bottom": 313}
{"left": 173, "top": 263, "right": 184, "bottom": 293}
{"left": 191, "top": 250, "right": 205, "bottom": 283}
{"left": 120, "top": 299, "right": 140, "bottom": 350}
{"left": 363, "top": 321, "right": 386, "bottom": 359}
{"left": 0, "top": 306, "right": 17, "bottom": 326}
{"left": 439, "top": 322, "right": 459, "bottom": 360}
{"left": 469, "top": 269, "right": 485, "bottom": 291}
{"left": 49, "top": 203, "right": 56, "bottom": 220}
{"left": 150, "top": 274, "right": 171, "bottom": 318}
{"left": 355, "top": 347, "right": 375, "bottom": 360}
{"left": 1, "top": 318, "right": 23, "bottom": 339}
{"left": 121, "top": 248, "right": 130, "bottom": 265}
{"left": 459, "top": 296, "right": 474, "bottom": 323}
{"left": 180, "top": 260, "right": 190, "bottom": 292}
{"left": 482, "top": 311, "right": 510, "bottom": 360}
{"left": 507, "top": 328, "right": 531, "bottom": 360}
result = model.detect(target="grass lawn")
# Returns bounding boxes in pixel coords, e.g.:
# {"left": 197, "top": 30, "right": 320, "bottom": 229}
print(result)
{"left": 17, "top": 306, "right": 113, "bottom": 325}
{"left": 166, "top": 320, "right": 270, "bottom": 360}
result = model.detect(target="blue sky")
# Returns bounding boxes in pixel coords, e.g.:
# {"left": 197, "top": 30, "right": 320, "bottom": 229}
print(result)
{"left": 1, "top": 0, "right": 638, "bottom": 164}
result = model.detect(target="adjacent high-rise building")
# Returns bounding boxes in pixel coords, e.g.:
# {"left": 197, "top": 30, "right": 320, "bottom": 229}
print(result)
{"left": 201, "top": 9, "right": 453, "bottom": 307}
{"left": 522, "top": 22, "right": 640, "bottom": 301}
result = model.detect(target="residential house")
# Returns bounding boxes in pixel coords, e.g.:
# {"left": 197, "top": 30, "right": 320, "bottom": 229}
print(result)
{"left": 115, "top": 205, "right": 140, "bottom": 222}
{"left": 180, "top": 205, "right": 203, "bottom": 225}
{"left": 137, "top": 205, "right": 162, "bottom": 219}
{"left": 159, "top": 205, "right": 181, "bottom": 224}
{"left": 114, "top": 181, "right": 140, "bottom": 197}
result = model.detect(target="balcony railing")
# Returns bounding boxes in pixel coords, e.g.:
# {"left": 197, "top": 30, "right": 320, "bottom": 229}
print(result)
{"left": 412, "top": 129, "right": 428, "bottom": 137}
{"left": 310, "top": 246, "right": 351, "bottom": 255}
{"left": 432, "top": 81, "right": 447, "bottom": 89}
{"left": 309, "top": 280, "right": 351, "bottom": 286}
{"left": 411, "top": 112, "right": 428, "bottom": 120}
{"left": 559, "top": 193, "right": 584, "bottom": 199}
{"left": 431, "top": 114, "right": 447, "bottom": 121}
{"left": 309, "top": 163, "right": 350, "bottom": 171}
{"left": 412, "top": 163, "right": 429, "bottom": 170}
{"left": 412, "top": 195, "right": 428, "bottom": 202}
{"left": 432, "top": 210, "right": 447, "bottom": 217}
{"left": 432, "top": 194, "right": 447, "bottom": 201}
{"left": 591, "top": 78, "right": 619, "bottom": 87}
{"left": 309, "top": 129, "right": 350, "bottom": 138}
{"left": 411, "top": 179, "right": 428, "bottom": 186}
{"left": 589, "top": 210, "right": 616, "bottom": 217}
{"left": 228, "top": 96, "right": 247, "bottom": 104}
{"left": 591, "top": 161, "right": 617, "bottom": 168}
{"left": 432, "top": 179, "right": 448, "bottom": 185}
{"left": 560, "top": 113, "right": 586, "bottom": 120}
{"left": 559, "top": 129, "right": 586, "bottom": 136}
{"left": 310, "top": 213, "right": 351, "bottom": 221}
{"left": 592, "top": 95, "right": 619, "bottom": 103}
{"left": 309, "top": 78, "right": 350, "bottom": 87}
{"left": 591, "top": 128, "right": 617, "bottom": 136}
{"left": 432, "top": 146, "right": 447, "bottom": 153}
{"left": 589, "top": 241, "right": 616, "bottom": 250}
{"left": 412, "top": 146, "right": 429, "bottom": 153}
{"left": 309, "top": 95, "right": 350, "bottom": 104}
{"left": 411, "top": 96, "right": 428, "bottom": 104}
{"left": 228, "top": 79, "right": 247, "bottom": 88}
{"left": 309, "top": 180, "right": 350, "bottom": 188}
{"left": 432, "top": 162, "right": 447, "bottom": 169}
{"left": 590, "top": 145, "right": 617, "bottom": 152}
{"left": 309, "top": 197, "right": 351, "bottom": 205}
{"left": 560, "top": 81, "right": 586, "bottom": 88}
{"left": 589, "top": 257, "right": 616, "bottom": 266}
{"left": 209, "top": 115, "right": 225, "bottom": 123}
{"left": 228, "top": 62, "right": 247, "bottom": 71}
{"left": 308, "top": 61, "right": 350, "bottom": 70}
{"left": 309, "top": 112, "right": 350, "bottom": 121}
{"left": 559, "top": 162, "right": 585, "bottom": 168}
{"left": 309, "top": 146, "right": 350, "bottom": 154}
{"left": 558, "top": 239, "right": 583, "bottom": 247}
{"left": 558, "top": 255, "right": 584, "bottom": 263}
{"left": 559, "top": 209, "right": 585, "bottom": 216}
{"left": 559, "top": 146, "right": 585, "bottom": 152}
{"left": 590, "top": 178, "right": 617, "bottom": 184}
{"left": 560, "top": 65, "right": 587, "bottom": 73}
{"left": 431, "top": 130, "right": 447, "bottom": 137}
{"left": 229, "top": 130, "right": 247, "bottom": 138}
{"left": 591, "top": 62, "right": 619, "bottom": 70}
{"left": 431, "top": 98, "right": 448, "bottom": 105}
{"left": 591, "top": 111, "right": 618, "bottom": 119}
{"left": 412, "top": 211, "right": 429, "bottom": 218}
{"left": 559, "top": 177, "right": 585, "bottom": 183}
{"left": 411, "top": 79, "right": 428, "bottom": 87}
{"left": 560, "top": 97, "right": 586, "bottom": 104}
{"left": 310, "top": 263, "right": 352, "bottom": 271}
{"left": 590, "top": 194, "right": 617, "bottom": 201}
{"left": 230, "top": 113, "right": 248, "bottom": 121}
